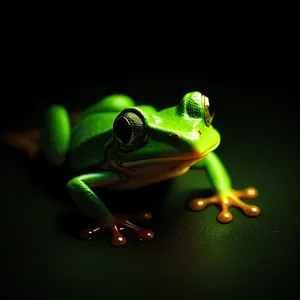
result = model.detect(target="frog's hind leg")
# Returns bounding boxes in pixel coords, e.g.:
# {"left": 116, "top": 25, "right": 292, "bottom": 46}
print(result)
{"left": 1, "top": 129, "right": 41, "bottom": 159}
{"left": 41, "top": 105, "right": 71, "bottom": 166}
{"left": 83, "top": 94, "right": 136, "bottom": 116}
{"left": 1, "top": 111, "right": 82, "bottom": 160}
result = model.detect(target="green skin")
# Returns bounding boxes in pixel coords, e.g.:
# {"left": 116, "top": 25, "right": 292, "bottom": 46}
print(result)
{"left": 41, "top": 92, "right": 260, "bottom": 245}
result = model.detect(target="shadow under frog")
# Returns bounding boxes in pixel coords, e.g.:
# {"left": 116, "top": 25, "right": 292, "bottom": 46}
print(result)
{"left": 32, "top": 153, "right": 198, "bottom": 239}
{"left": 30, "top": 152, "right": 214, "bottom": 243}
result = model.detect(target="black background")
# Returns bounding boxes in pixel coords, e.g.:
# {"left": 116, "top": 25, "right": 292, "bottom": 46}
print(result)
{"left": 1, "top": 4, "right": 298, "bottom": 300}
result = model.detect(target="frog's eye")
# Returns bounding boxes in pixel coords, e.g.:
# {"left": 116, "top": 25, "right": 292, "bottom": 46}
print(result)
{"left": 203, "top": 96, "right": 214, "bottom": 127}
{"left": 113, "top": 111, "right": 146, "bottom": 149}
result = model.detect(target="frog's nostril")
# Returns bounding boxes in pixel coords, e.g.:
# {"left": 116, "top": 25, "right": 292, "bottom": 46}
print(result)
{"left": 197, "top": 129, "right": 202, "bottom": 135}
{"left": 170, "top": 133, "right": 180, "bottom": 142}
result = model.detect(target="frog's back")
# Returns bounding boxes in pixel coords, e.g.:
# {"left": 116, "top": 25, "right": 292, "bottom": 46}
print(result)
{"left": 68, "top": 112, "right": 118, "bottom": 171}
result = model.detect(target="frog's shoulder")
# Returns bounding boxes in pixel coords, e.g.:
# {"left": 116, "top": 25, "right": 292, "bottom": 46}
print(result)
{"left": 70, "top": 112, "right": 118, "bottom": 151}
{"left": 67, "top": 112, "right": 118, "bottom": 172}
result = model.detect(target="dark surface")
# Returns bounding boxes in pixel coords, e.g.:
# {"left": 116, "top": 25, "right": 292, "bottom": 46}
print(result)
{"left": 1, "top": 63, "right": 298, "bottom": 300}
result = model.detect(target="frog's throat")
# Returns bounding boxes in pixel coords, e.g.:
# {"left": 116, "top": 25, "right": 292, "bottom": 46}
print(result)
{"left": 109, "top": 155, "right": 200, "bottom": 183}
{"left": 109, "top": 153, "right": 204, "bottom": 184}
{"left": 108, "top": 144, "right": 218, "bottom": 184}
{"left": 118, "top": 142, "right": 219, "bottom": 168}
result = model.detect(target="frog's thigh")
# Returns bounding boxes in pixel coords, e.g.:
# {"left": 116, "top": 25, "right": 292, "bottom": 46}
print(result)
{"left": 83, "top": 94, "right": 136, "bottom": 115}
{"left": 41, "top": 105, "right": 71, "bottom": 166}
{"left": 135, "top": 105, "right": 157, "bottom": 114}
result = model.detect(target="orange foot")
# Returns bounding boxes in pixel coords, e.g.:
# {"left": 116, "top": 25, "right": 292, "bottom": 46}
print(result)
{"left": 80, "top": 211, "right": 155, "bottom": 246}
{"left": 1, "top": 130, "right": 41, "bottom": 159}
{"left": 1, "top": 111, "right": 82, "bottom": 159}
{"left": 189, "top": 187, "right": 260, "bottom": 223}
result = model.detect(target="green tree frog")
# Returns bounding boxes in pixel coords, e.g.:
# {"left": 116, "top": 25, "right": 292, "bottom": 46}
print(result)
{"left": 3, "top": 92, "right": 261, "bottom": 246}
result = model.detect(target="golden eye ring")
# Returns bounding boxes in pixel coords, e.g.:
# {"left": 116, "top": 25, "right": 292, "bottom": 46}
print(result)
{"left": 202, "top": 96, "right": 214, "bottom": 127}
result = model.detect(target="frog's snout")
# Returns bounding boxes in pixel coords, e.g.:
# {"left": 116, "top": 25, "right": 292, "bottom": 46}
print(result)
{"left": 169, "top": 130, "right": 202, "bottom": 143}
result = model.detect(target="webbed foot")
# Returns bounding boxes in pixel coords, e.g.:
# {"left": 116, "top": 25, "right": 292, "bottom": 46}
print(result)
{"left": 1, "top": 130, "right": 40, "bottom": 159}
{"left": 189, "top": 187, "right": 260, "bottom": 223}
{"left": 1, "top": 112, "right": 82, "bottom": 159}
{"left": 80, "top": 211, "right": 154, "bottom": 246}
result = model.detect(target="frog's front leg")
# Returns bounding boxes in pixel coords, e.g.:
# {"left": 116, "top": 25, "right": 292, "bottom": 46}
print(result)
{"left": 189, "top": 152, "right": 261, "bottom": 223}
{"left": 67, "top": 172, "right": 154, "bottom": 246}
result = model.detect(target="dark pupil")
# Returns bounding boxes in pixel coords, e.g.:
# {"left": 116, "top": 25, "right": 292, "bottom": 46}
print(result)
{"left": 115, "top": 117, "right": 132, "bottom": 144}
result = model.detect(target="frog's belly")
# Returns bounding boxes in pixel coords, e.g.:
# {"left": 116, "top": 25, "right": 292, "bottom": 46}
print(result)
{"left": 107, "top": 166, "right": 190, "bottom": 190}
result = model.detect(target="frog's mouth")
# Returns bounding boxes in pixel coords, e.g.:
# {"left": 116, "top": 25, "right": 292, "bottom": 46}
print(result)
{"left": 112, "top": 144, "right": 218, "bottom": 180}
{"left": 123, "top": 154, "right": 203, "bottom": 169}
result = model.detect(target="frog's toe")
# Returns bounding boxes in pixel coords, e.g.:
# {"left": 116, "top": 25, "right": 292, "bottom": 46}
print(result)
{"left": 138, "top": 229, "right": 155, "bottom": 241}
{"left": 217, "top": 210, "right": 233, "bottom": 223}
{"left": 244, "top": 187, "right": 259, "bottom": 198}
{"left": 134, "top": 211, "right": 153, "bottom": 221}
{"left": 240, "top": 204, "right": 261, "bottom": 217}
{"left": 232, "top": 187, "right": 259, "bottom": 199}
{"left": 125, "top": 211, "right": 154, "bottom": 241}
{"left": 109, "top": 225, "right": 127, "bottom": 246}
{"left": 188, "top": 196, "right": 218, "bottom": 211}
{"left": 122, "top": 219, "right": 155, "bottom": 242}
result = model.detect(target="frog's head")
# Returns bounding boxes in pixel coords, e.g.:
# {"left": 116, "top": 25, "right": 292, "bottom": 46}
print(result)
{"left": 109, "top": 91, "right": 220, "bottom": 180}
